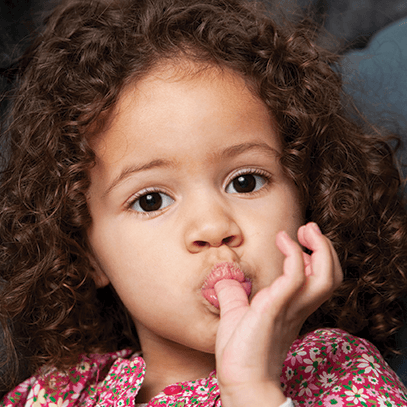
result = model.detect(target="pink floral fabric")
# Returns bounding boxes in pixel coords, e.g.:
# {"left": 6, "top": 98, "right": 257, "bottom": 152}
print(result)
{"left": 1, "top": 329, "right": 406, "bottom": 406}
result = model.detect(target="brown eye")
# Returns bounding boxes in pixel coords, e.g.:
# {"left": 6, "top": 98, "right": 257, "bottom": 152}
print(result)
{"left": 226, "top": 173, "right": 267, "bottom": 194}
{"left": 234, "top": 175, "right": 255, "bottom": 193}
{"left": 132, "top": 191, "right": 174, "bottom": 213}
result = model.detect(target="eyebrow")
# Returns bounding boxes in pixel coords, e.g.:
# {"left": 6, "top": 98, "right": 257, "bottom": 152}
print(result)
{"left": 103, "top": 141, "right": 278, "bottom": 197}
{"left": 219, "top": 142, "right": 279, "bottom": 160}
{"left": 103, "top": 159, "right": 175, "bottom": 197}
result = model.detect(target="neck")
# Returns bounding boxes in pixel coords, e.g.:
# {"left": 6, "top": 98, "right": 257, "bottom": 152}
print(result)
{"left": 135, "top": 326, "right": 216, "bottom": 403}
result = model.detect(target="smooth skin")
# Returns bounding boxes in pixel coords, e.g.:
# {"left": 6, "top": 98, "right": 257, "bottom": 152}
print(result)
{"left": 86, "top": 62, "right": 343, "bottom": 406}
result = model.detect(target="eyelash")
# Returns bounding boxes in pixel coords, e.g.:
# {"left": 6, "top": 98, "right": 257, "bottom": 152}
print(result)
{"left": 224, "top": 168, "right": 272, "bottom": 194}
{"left": 125, "top": 187, "right": 174, "bottom": 217}
{"left": 126, "top": 168, "right": 272, "bottom": 216}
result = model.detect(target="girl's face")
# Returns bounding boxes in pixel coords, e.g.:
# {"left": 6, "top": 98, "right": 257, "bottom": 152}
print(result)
{"left": 87, "top": 65, "right": 302, "bottom": 360}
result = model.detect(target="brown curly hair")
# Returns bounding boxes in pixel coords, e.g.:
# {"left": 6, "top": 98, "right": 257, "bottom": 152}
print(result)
{"left": 1, "top": 0, "right": 407, "bottom": 394}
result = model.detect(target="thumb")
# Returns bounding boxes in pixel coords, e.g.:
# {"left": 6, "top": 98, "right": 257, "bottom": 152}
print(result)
{"left": 215, "top": 279, "right": 250, "bottom": 318}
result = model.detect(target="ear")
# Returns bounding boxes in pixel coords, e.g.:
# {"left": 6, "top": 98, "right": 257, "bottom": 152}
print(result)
{"left": 88, "top": 253, "right": 111, "bottom": 288}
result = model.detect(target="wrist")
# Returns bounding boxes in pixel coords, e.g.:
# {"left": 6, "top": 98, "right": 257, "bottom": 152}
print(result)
{"left": 219, "top": 380, "right": 287, "bottom": 407}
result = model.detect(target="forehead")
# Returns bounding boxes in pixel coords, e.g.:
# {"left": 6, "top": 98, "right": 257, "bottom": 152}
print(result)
{"left": 89, "top": 63, "right": 278, "bottom": 164}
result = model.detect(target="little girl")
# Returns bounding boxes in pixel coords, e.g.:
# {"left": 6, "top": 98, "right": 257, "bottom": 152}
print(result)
{"left": 1, "top": 0, "right": 407, "bottom": 405}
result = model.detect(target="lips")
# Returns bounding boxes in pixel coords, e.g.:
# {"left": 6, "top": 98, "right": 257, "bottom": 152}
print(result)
{"left": 201, "top": 262, "right": 252, "bottom": 309}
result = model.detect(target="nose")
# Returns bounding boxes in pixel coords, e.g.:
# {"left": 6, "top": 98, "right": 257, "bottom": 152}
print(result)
{"left": 184, "top": 197, "right": 243, "bottom": 253}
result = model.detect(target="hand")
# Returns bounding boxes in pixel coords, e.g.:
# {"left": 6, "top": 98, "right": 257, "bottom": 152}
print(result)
{"left": 214, "top": 222, "right": 343, "bottom": 407}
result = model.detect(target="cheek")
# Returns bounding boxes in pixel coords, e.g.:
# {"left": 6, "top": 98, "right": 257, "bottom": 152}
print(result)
{"left": 243, "top": 191, "right": 303, "bottom": 284}
{"left": 87, "top": 219, "right": 133, "bottom": 279}
{"left": 246, "top": 196, "right": 302, "bottom": 238}
{"left": 277, "top": 185, "right": 304, "bottom": 236}
{"left": 88, "top": 218, "right": 176, "bottom": 286}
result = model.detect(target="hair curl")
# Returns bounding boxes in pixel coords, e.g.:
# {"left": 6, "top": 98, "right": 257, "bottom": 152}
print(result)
{"left": 1, "top": 0, "right": 406, "bottom": 394}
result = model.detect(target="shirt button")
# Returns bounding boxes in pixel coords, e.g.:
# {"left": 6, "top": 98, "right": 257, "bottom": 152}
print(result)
{"left": 164, "top": 384, "right": 183, "bottom": 395}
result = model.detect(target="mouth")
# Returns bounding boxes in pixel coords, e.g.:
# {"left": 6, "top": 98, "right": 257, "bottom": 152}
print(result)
{"left": 201, "top": 262, "right": 252, "bottom": 309}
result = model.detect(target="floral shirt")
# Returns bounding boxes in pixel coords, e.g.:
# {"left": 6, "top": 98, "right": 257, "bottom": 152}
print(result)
{"left": 1, "top": 329, "right": 406, "bottom": 407}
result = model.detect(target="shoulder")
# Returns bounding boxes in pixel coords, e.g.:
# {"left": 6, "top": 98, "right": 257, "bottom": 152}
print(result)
{"left": 0, "top": 349, "right": 145, "bottom": 407}
{"left": 282, "top": 328, "right": 407, "bottom": 406}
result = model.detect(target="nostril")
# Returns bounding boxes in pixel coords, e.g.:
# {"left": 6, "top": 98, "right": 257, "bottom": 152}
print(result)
{"left": 190, "top": 235, "right": 239, "bottom": 250}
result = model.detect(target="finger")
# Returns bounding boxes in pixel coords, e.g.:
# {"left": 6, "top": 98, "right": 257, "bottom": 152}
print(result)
{"left": 215, "top": 279, "right": 250, "bottom": 318}
{"left": 298, "top": 223, "right": 333, "bottom": 284}
{"left": 275, "top": 230, "right": 305, "bottom": 278}
{"left": 294, "top": 222, "right": 343, "bottom": 314}
{"left": 302, "top": 251, "right": 312, "bottom": 277}
{"left": 298, "top": 222, "right": 343, "bottom": 288}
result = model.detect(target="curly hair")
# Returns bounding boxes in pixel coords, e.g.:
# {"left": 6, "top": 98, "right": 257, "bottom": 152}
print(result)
{"left": 1, "top": 0, "right": 406, "bottom": 393}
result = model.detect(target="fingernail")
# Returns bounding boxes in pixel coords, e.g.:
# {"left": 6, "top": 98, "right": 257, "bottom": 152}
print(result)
{"left": 280, "top": 230, "right": 290, "bottom": 240}
{"left": 312, "top": 222, "right": 322, "bottom": 234}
